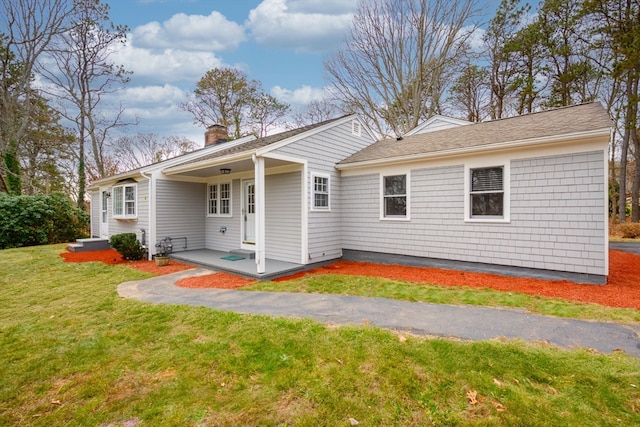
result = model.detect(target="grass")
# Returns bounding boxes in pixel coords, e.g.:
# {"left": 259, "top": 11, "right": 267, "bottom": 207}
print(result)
{"left": 248, "top": 274, "right": 640, "bottom": 325}
{"left": 1, "top": 244, "right": 640, "bottom": 426}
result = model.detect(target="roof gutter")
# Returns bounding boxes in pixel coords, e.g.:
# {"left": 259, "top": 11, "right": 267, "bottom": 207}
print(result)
{"left": 88, "top": 171, "right": 146, "bottom": 190}
{"left": 336, "top": 128, "right": 610, "bottom": 171}
{"left": 162, "top": 151, "right": 255, "bottom": 175}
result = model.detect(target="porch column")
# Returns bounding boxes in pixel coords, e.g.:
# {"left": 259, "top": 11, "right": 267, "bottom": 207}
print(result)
{"left": 253, "top": 155, "right": 266, "bottom": 274}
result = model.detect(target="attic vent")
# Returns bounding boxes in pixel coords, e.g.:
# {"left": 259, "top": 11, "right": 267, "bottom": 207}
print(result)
{"left": 351, "top": 120, "right": 362, "bottom": 137}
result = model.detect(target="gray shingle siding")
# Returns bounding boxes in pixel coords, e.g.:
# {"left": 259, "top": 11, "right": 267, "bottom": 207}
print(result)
{"left": 274, "top": 120, "right": 375, "bottom": 263}
{"left": 155, "top": 180, "right": 206, "bottom": 252}
{"left": 341, "top": 150, "right": 606, "bottom": 276}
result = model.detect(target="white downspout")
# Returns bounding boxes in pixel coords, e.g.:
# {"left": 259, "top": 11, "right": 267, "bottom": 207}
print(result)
{"left": 252, "top": 154, "right": 266, "bottom": 274}
{"left": 140, "top": 170, "right": 154, "bottom": 260}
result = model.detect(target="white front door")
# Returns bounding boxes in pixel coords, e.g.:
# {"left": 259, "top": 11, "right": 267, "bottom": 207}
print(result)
{"left": 100, "top": 190, "right": 109, "bottom": 238}
{"left": 243, "top": 180, "right": 256, "bottom": 245}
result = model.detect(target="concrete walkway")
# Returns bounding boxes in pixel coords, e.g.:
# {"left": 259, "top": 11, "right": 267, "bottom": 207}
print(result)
{"left": 118, "top": 268, "right": 640, "bottom": 357}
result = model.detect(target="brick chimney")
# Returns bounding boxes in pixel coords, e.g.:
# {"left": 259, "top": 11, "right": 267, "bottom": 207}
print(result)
{"left": 205, "top": 124, "right": 228, "bottom": 146}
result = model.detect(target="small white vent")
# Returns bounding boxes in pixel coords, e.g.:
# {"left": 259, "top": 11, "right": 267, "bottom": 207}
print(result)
{"left": 352, "top": 120, "right": 362, "bottom": 137}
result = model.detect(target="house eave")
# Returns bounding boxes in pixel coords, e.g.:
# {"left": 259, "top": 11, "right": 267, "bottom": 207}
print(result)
{"left": 336, "top": 128, "right": 610, "bottom": 171}
{"left": 88, "top": 171, "right": 146, "bottom": 190}
{"left": 162, "top": 151, "right": 255, "bottom": 175}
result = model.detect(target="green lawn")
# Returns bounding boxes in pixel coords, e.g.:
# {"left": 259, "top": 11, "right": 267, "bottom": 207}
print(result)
{"left": 1, "top": 244, "right": 640, "bottom": 426}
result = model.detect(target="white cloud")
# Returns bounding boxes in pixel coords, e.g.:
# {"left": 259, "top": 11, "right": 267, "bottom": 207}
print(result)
{"left": 247, "top": 0, "right": 356, "bottom": 53}
{"left": 271, "top": 84, "right": 327, "bottom": 105}
{"left": 113, "top": 42, "right": 225, "bottom": 85}
{"left": 132, "top": 11, "right": 246, "bottom": 51}
{"left": 287, "top": 0, "right": 358, "bottom": 14}
{"left": 121, "top": 84, "right": 187, "bottom": 105}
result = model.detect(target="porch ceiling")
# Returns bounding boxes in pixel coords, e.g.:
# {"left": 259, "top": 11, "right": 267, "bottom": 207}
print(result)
{"left": 167, "top": 157, "right": 292, "bottom": 178}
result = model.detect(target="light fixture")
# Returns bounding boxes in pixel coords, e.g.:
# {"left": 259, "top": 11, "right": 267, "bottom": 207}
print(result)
{"left": 220, "top": 168, "right": 231, "bottom": 175}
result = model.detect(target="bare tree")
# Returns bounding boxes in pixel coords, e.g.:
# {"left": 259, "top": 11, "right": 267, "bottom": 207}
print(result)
{"left": 325, "top": 0, "right": 480, "bottom": 137}
{"left": 110, "top": 134, "right": 198, "bottom": 172}
{"left": 0, "top": 0, "right": 73, "bottom": 194}
{"left": 38, "top": 0, "right": 131, "bottom": 208}
{"left": 289, "top": 98, "right": 346, "bottom": 128}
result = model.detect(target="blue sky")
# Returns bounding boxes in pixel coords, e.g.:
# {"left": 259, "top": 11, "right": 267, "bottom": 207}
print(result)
{"left": 106, "top": 0, "right": 359, "bottom": 144}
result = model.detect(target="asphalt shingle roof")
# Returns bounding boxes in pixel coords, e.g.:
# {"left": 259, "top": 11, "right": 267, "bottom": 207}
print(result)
{"left": 339, "top": 103, "right": 611, "bottom": 165}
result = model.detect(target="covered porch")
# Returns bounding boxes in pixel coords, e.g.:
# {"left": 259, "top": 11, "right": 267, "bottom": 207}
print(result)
{"left": 168, "top": 249, "right": 304, "bottom": 280}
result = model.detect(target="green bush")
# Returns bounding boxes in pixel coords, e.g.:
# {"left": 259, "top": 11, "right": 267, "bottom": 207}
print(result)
{"left": 109, "top": 233, "right": 145, "bottom": 260}
{"left": 0, "top": 192, "right": 89, "bottom": 249}
{"left": 619, "top": 223, "right": 640, "bottom": 239}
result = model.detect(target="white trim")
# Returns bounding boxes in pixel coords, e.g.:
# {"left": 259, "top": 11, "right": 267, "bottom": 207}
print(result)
{"left": 404, "top": 115, "right": 471, "bottom": 136}
{"left": 163, "top": 152, "right": 253, "bottom": 175}
{"left": 379, "top": 171, "right": 411, "bottom": 221}
{"left": 603, "top": 148, "right": 610, "bottom": 276}
{"left": 206, "top": 182, "right": 233, "bottom": 218}
{"left": 241, "top": 178, "right": 256, "bottom": 250}
{"left": 351, "top": 119, "right": 362, "bottom": 137}
{"left": 255, "top": 115, "right": 359, "bottom": 156}
{"left": 301, "top": 162, "right": 309, "bottom": 264}
{"left": 464, "top": 160, "right": 511, "bottom": 223}
{"left": 339, "top": 136, "right": 608, "bottom": 177}
{"left": 252, "top": 156, "right": 266, "bottom": 274}
{"left": 140, "top": 171, "right": 154, "bottom": 259}
{"left": 310, "top": 172, "right": 331, "bottom": 212}
{"left": 88, "top": 135, "right": 256, "bottom": 189}
{"left": 100, "top": 189, "right": 109, "bottom": 238}
{"left": 337, "top": 129, "right": 610, "bottom": 172}
{"left": 112, "top": 182, "right": 138, "bottom": 219}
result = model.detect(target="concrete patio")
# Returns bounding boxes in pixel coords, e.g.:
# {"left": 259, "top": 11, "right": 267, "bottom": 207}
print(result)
{"left": 168, "top": 249, "right": 304, "bottom": 280}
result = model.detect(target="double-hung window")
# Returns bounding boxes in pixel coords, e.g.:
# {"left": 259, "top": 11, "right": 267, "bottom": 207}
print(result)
{"left": 382, "top": 174, "right": 408, "bottom": 219}
{"left": 312, "top": 174, "right": 330, "bottom": 211}
{"left": 208, "top": 184, "right": 218, "bottom": 214}
{"left": 208, "top": 183, "right": 231, "bottom": 216}
{"left": 469, "top": 165, "right": 506, "bottom": 219}
{"left": 112, "top": 182, "right": 137, "bottom": 219}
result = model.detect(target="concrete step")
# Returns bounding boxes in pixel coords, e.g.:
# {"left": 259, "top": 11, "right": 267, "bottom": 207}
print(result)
{"left": 67, "top": 238, "right": 110, "bottom": 252}
{"left": 230, "top": 249, "right": 255, "bottom": 259}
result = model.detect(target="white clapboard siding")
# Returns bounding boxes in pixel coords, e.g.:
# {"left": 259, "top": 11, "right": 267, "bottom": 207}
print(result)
{"left": 264, "top": 171, "right": 302, "bottom": 263}
{"left": 155, "top": 180, "right": 206, "bottom": 251}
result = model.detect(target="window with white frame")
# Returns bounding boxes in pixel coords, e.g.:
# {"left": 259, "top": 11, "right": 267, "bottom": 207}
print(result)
{"left": 470, "top": 166, "right": 504, "bottom": 218}
{"left": 220, "top": 183, "right": 231, "bottom": 214}
{"left": 382, "top": 174, "right": 407, "bottom": 218}
{"left": 208, "top": 183, "right": 232, "bottom": 216}
{"left": 208, "top": 184, "right": 218, "bottom": 214}
{"left": 312, "top": 174, "right": 330, "bottom": 210}
{"left": 112, "top": 182, "right": 137, "bottom": 218}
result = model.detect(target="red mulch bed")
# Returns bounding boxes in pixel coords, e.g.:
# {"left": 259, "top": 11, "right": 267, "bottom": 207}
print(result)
{"left": 60, "top": 248, "right": 195, "bottom": 275}
{"left": 176, "top": 273, "right": 255, "bottom": 289}
{"left": 61, "top": 248, "right": 640, "bottom": 310}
